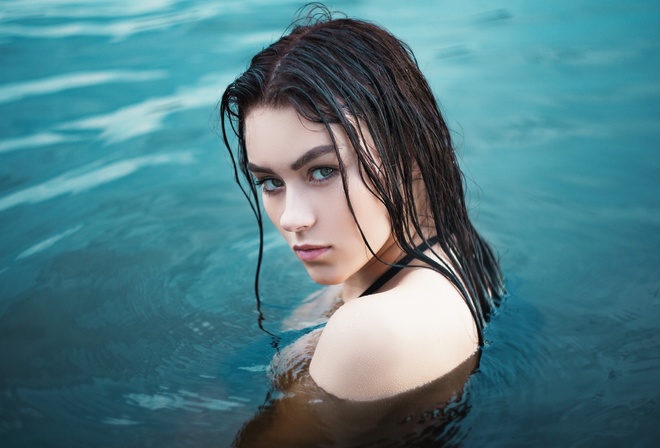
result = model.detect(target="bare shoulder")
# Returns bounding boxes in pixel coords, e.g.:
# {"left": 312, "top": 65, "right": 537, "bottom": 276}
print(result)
{"left": 309, "top": 267, "right": 478, "bottom": 401}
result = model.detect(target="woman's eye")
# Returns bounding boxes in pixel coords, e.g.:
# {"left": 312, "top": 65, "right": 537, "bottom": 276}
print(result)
{"left": 255, "top": 178, "right": 284, "bottom": 192}
{"left": 310, "top": 167, "right": 335, "bottom": 182}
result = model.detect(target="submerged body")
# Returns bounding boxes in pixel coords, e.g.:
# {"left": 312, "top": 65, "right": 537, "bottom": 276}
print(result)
{"left": 233, "top": 285, "right": 480, "bottom": 447}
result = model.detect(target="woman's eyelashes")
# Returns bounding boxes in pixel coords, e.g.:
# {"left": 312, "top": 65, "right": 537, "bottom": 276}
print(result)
{"left": 254, "top": 177, "right": 283, "bottom": 193}
{"left": 309, "top": 166, "right": 337, "bottom": 183}
{"left": 253, "top": 166, "right": 338, "bottom": 194}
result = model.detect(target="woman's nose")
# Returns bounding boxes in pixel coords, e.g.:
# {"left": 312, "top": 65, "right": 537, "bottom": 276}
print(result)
{"left": 279, "top": 191, "right": 315, "bottom": 233}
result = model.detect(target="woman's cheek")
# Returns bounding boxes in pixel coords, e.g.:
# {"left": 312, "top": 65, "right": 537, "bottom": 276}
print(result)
{"left": 263, "top": 196, "right": 284, "bottom": 231}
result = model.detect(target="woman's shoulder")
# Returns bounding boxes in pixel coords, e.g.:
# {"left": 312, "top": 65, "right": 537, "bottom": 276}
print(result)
{"left": 309, "top": 267, "right": 478, "bottom": 401}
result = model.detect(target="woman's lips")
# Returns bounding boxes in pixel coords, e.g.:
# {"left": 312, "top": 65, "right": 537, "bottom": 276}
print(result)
{"left": 293, "top": 245, "right": 330, "bottom": 262}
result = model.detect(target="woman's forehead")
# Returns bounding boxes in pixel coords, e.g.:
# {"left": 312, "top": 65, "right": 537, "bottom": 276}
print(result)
{"left": 244, "top": 106, "right": 358, "bottom": 166}
{"left": 244, "top": 105, "right": 385, "bottom": 173}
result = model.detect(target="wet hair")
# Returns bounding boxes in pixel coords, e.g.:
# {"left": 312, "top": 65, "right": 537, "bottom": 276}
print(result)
{"left": 220, "top": 4, "right": 505, "bottom": 343}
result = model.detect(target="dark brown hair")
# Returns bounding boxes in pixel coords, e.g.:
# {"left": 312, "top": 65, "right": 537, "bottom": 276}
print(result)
{"left": 220, "top": 5, "right": 505, "bottom": 343}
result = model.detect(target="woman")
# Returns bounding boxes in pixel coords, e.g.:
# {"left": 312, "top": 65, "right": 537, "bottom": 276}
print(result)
{"left": 221, "top": 5, "right": 504, "bottom": 405}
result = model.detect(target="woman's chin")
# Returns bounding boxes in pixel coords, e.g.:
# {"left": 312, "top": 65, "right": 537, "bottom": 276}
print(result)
{"left": 304, "top": 267, "right": 344, "bottom": 286}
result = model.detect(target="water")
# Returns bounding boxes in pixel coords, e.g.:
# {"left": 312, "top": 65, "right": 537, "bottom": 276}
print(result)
{"left": 1, "top": 0, "right": 658, "bottom": 446}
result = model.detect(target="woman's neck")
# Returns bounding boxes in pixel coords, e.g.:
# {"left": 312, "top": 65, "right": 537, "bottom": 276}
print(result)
{"left": 340, "top": 235, "right": 404, "bottom": 302}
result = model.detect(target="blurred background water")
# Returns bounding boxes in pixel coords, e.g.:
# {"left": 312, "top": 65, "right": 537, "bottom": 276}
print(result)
{"left": 0, "top": 0, "right": 658, "bottom": 446}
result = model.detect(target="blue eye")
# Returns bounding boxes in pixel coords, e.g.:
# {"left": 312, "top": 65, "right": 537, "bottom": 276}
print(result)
{"left": 255, "top": 177, "right": 284, "bottom": 193}
{"left": 310, "top": 167, "right": 335, "bottom": 182}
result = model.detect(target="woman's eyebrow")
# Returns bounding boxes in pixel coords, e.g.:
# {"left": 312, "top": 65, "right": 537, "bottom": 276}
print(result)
{"left": 247, "top": 163, "right": 274, "bottom": 174}
{"left": 248, "top": 144, "right": 336, "bottom": 174}
{"left": 290, "top": 144, "right": 336, "bottom": 170}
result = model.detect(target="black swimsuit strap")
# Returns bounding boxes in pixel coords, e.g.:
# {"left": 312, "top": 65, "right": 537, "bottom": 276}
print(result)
{"left": 359, "top": 236, "right": 440, "bottom": 297}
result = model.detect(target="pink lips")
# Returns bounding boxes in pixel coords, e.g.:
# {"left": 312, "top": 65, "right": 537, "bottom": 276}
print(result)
{"left": 293, "top": 244, "right": 330, "bottom": 262}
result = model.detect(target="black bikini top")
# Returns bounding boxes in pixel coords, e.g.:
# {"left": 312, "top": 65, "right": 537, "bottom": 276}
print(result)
{"left": 355, "top": 236, "right": 485, "bottom": 345}
{"left": 359, "top": 236, "right": 440, "bottom": 297}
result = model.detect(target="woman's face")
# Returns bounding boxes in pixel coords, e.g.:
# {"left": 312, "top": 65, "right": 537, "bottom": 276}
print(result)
{"left": 245, "top": 106, "right": 394, "bottom": 291}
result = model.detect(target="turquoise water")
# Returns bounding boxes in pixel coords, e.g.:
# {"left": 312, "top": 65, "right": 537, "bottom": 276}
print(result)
{"left": 1, "top": 0, "right": 659, "bottom": 446}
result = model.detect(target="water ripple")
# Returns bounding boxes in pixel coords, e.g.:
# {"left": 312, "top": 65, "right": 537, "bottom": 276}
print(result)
{"left": 16, "top": 224, "right": 83, "bottom": 260}
{"left": 1, "top": 0, "right": 175, "bottom": 19}
{"left": 0, "top": 132, "right": 81, "bottom": 154}
{"left": 127, "top": 389, "right": 245, "bottom": 412}
{"left": 230, "top": 231, "right": 287, "bottom": 260}
{"left": 58, "top": 75, "right": 229, "bottom": 143}
{"left": 0, "top": 151, "right": 196, "bottom": 213}
{"left": 0, "top": 2, "right": 227, "bottom": 41}
{"left": 0, "top": 70, "right": 167, "bottom": 104}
